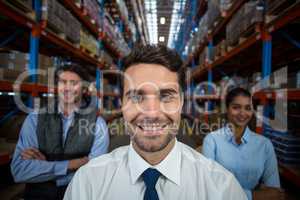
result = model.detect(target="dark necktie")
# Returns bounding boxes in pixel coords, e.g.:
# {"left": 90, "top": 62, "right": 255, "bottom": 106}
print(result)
{"left": 142, "top": 168, "right": 161, "bottom": 200}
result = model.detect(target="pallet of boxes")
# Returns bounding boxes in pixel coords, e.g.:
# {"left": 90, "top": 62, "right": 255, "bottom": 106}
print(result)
{"left": 226, "top": 0, "right": 264, "bottom": 50}
{"left": 0, "top": 51, "right": 30, "bottom": 84}
{"left": 42, "top": 0, "right": 81, "bottom": 45}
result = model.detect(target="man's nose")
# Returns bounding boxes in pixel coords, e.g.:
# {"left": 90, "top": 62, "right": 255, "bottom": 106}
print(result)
{"left": 63, "top": 82, "right": 73, "bottom": 90}
{"left": 141, "top": 95, "right": 160, "bottom": 116}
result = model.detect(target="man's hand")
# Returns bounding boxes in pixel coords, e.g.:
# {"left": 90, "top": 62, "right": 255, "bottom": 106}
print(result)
{"left": 253, "top": 185, "right": 285, "bottom": 200}
{"left": 21, "top": 148, "right": 46, "bottom": 160}
{"left": 67, "top": 157, "right": 89, "bottom": 171}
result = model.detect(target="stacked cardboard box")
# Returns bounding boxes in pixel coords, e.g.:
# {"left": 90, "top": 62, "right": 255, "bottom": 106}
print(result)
{"left": 210, "top": 41, "right": 226, "bottom": 62}
{"left": 198, "top": 13, "right": 208, "bottom": 43}
{"left": 103, "top": 12, "right": 116, "bottom": 39}
{"left": 0, "top": 51, "right": 29, "bottom": 71}
{"left": 80, "top": 28, "right": 99, "bottom": 56}
{"left": 0, "top": 51, "right": 55, "bottom": 85}
{"left": 198, "top": 47, "right": 207, "bottom": 67}
{"left": 101, "top": 10, "right": 130, "bottom": 56}
{"left": 220, "top": 0, "right": 234, "bottom": 13}
{"left": 42, "top": 0, "right": 81, "bottom": 44}
{"left": 226, "top": 0, "right": 263, "bottom": 47}
{"left": 38, "top": 55, "right": 55, "bottom": 85}
{"left": 241, "top": 1, "right": 264, "bottom": 34}
{"left": 0, "top": 51, "right": 29, "bottom": 83}
{"left": 207, "top": 0, "right": 221, "bottom": 31}
{"left": 82, "top": 0, "right": 101, "bottom": 25}
{"left": 116, "top": 0, "right": 129, "bottom": 24}
{"left": 214, "top": 40, "right": 227, "bottom": 60}
{"left": 99, "top": 51, "right": 115, "bottom": 69}
{"left": 42, "top": 0, "right": 65, "bottom": 34}
{"left": 226, "top": 4, "right": 243, "bottom": 47}
{"left": 115, "top": 29, "right": 130, "bottom": 56}
{"left": 65, "top": 10, "right": 81, "bottom": 44}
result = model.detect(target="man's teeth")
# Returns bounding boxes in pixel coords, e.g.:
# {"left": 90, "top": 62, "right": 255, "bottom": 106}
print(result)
{"left": 137, "top": 123, "right": 165, "bottom": 131}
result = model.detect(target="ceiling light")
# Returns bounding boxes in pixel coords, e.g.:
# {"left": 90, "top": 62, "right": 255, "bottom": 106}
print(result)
{"left": 145, "top": 0, "right": 158, "bottom": 44}
{"left": 159, "top": 36, "right": 165, "bottom": 42}
{"left": 160, "top": 17, "right": 166, "bottom": 24}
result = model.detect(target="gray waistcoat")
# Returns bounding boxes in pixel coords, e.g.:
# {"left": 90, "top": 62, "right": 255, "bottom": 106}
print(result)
{"left": 36, "top": 110, "right": 97, "bottom": 161}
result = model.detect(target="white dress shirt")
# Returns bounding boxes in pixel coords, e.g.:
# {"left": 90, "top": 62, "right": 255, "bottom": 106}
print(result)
{"left": 64, "top": 139, "right": 247, "bottom": 200}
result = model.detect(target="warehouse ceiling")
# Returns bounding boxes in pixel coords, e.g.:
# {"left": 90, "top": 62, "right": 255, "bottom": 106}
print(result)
{"left": 144, "top": 0, "right": 187, "bottom": 47}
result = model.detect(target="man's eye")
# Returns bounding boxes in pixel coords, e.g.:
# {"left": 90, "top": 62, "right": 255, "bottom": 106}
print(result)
{"left": 58, "top": 80, "right": 66, "bottom": 84}
{"left": 130, "top": 94, "right": 143, "bottom": 103}
{"left": 245, "top": 106, "right": 252, "bottom": 111}
{"left": 232, "top": 106, "right": 240, "bottom": 110}
{"left": 70, "top": 80, "right": 80, "bottom": 86}
{"left": 160, "top": 94, "right": 174, "bottom": 102}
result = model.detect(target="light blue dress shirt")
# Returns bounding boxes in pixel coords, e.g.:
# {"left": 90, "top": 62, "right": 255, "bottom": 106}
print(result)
{"left": 202, "top": 125, "right": 280, "bottom": 200}
{"left": 11, "top": 112, "right": 109, "bottom": 186}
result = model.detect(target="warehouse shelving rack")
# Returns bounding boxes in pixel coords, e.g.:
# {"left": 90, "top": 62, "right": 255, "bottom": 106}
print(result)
{"left": 104, "top": 0, "right": 133, "bottom": 45}
{"left": 0, "top": 0, "right": 134, "bottom": 165}
{"left": 185, "top": 0, "right": 248, "bottom": 67}
{"left": 61, "top": 0, "right": 124, "bottom": 58}
{"left": 0, "top": 0, "right": 122, "bottom": 99}
{"left": 191, "top": 2, "right": 300, "bottom": 81}
{"left": 186, "top": 0, "right": 300, "bottom": 188}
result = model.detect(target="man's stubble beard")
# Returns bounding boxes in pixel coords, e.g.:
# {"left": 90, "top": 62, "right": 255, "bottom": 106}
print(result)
{"left": 126, "top": 122, "right": 178, "bottom": 153}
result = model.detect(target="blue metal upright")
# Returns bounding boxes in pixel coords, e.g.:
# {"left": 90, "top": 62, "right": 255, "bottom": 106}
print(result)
{"left": 97, "top": 0, "right": 105, "bottom": 112}
{"left": 262, "top": 39, "right": 272, "bottom": 78}
{"left": 29, "top": 35, "right": 39, "bottom": 83}
{"left": 261, "top": 31, "right": 272, "bottom": 133}
{"left": 96, "top": 69, "right": 102, "bottom": 110}
{"left": 28, "top": 0, "right": 42, "bottom": 108}
{"left": 207, "top": 39, "right": 214, "bottom": 112}
{"left": 175, "top": 0, "right": 198, "bottom": 55}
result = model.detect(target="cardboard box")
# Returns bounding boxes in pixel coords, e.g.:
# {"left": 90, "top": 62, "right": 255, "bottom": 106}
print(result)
{"left": 0, "top": 51, "right": 29, "bottom": 71}
{"left": 207, "top": 0, "right": 221, "bottom": 31}
{"left": 0, "top": 68, "right": 30, "bottom": 83}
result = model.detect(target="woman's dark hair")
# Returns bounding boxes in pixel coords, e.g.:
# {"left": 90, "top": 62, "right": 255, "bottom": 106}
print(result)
{"left": 225, "top": 87, "right": 252, "bottom": 108}
{"left": 121, "top": 44, "right": 185, "bottom": 96}
{"left": 54, "top": 64, "right": 90, "bottom": 85}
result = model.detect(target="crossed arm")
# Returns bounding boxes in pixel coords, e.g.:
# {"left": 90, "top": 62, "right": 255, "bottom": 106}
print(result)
{"left": 10, "top": 113, "right": 109, "bottom": 184}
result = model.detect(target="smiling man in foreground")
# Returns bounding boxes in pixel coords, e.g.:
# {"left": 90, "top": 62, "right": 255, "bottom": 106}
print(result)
{"left": 63, "top": 44, "right": 247, "bottom": 200}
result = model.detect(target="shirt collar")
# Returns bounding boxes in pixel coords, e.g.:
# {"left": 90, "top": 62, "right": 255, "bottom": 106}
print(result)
{"left": 128, "top": 138, "right": 181, "bottom": 186}
{"left": 58, "top": 104, "right": 79, "bottom": 119}
{"left": 225, "top": 124, "right": 251, "bottom": 144}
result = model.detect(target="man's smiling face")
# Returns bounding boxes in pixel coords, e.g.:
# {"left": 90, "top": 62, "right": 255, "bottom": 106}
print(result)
{"left": 122, "top": 64, "right": 183, "bottom": 153}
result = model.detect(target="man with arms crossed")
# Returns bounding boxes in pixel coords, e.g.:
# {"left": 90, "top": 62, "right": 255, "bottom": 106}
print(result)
{"left": 11, "top": 64, "right": 109, "bottom": 200}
